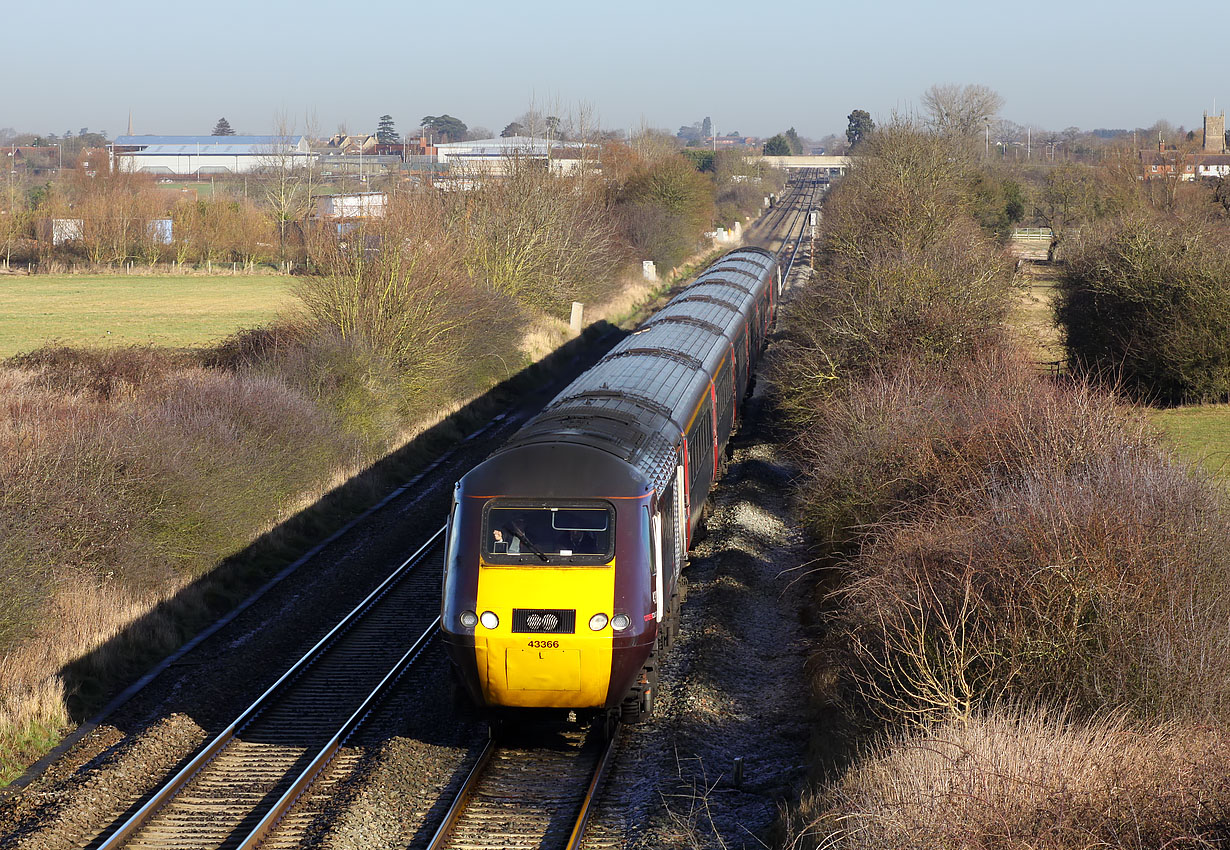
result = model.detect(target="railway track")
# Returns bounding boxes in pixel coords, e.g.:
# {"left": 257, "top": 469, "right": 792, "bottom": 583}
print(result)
{"left": 427, "top": 724, "right": 618, "bottom": 850}
{"left": 774, "top": 170, "right": 820, "bottom": 282}
{"left": 90, "top": 529, "right": 448, "bottom": 850}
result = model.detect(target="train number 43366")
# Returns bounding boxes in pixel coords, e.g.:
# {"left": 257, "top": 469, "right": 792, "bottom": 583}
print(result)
{"left": 527, "top": 640, "right": 560, "bottom": 649}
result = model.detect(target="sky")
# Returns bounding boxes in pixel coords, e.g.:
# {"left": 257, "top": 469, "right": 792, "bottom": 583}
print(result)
{"left": 2, "top": 0, "right": 1224, "bottom": 141}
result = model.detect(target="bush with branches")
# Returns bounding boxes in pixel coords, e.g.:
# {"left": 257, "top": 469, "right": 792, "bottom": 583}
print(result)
{"left": 1058, "top": 212, "right": 1230, "bottom": 404}
{"left": 775, "top": 120, "right": 1017, "bottom": 427}
{"left": 296, "top": 191, "right": 520, "bottom": 429}
{"left": 614, "top": 148, "right": 715, "bottom": 271}
{"left": 450, "top": 158, "right": 627, "bottom": 316}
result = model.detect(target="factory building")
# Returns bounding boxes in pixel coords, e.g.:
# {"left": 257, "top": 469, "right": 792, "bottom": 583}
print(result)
{"left": 114, "top": 135, "right": 314, "bottom": 175}
{"left": 434, "top": 136, "right": 590, "bottom": 176}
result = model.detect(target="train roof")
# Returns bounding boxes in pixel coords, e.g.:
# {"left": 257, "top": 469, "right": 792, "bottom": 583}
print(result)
{"left": 611, "top": 321, "right": 729, "bottom": 371}
{"left": 646, "top": 298, "right": 742, "bottom": 333}
{"left": 552, "top": 352, "right": 712, "bottom": 434}
{"left": 475, "top": 248, "right": 778, "bottom": 496}
{"left": 458, "top": 440, "right": 657, "bottom": 500}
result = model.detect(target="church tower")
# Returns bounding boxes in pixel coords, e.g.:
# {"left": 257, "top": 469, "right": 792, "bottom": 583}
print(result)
{"left": 1203, "top": 111, "right": 1226, "bottom": 154}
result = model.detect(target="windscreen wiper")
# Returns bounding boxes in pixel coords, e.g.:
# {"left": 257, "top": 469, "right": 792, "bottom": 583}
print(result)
{"left": 511, "top": 527, "right": 549, "bottom": 563}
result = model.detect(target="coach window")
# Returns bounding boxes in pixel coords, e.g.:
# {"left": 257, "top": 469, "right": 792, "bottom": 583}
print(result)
{"left": 482, "top": 500, "right": 615, "bottom": 565}
{"left": 716, "top": 366, "right": 733, "bottom": 426}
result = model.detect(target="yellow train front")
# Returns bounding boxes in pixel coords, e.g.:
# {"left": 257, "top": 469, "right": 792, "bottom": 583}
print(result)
{"left": 441, "top": 441, "right": 664, "bottom": 718}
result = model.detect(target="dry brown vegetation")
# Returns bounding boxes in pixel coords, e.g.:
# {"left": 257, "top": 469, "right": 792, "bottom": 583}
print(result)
{"left": 788, "top": 708, "right": 1230, "bottom": 850}
{"left": 811, "top": 351, "right": 1230, "bottom": 724}
{"left": 0, "top": 347, "right": 360, "bottom": 773}
{"left": 777, "top": 113, "right": 1230, "bottom": 848}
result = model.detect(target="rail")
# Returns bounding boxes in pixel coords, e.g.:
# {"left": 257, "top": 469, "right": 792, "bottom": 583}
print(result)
{"left": 426, "top": 724, "right": 619, "bottom": 850}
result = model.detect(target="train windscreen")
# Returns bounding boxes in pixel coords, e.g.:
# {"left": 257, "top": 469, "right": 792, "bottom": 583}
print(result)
{"left": 483, "top": 502, "right": 614, "bottom": 564}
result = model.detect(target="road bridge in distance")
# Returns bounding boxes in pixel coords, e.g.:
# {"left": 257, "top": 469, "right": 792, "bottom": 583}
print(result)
{"left": 753, "top": 155, "right": 852, "bottom": 174}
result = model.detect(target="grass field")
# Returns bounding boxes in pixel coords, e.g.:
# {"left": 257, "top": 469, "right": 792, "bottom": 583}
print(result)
{"left": 0, "top": 274, "right": 295, "bottom": 356}
{"left": 1152, "top": 405, "right": 1230, "bottom": 482}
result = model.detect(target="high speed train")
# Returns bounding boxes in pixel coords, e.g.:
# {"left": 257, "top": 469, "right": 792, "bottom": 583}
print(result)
{"left": 441, "top": 247, "right": 780, "bottom": 723}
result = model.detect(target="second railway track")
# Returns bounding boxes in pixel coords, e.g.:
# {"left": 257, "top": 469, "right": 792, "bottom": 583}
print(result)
{"left": 91, "top": 529, "right": 447, "bottom": 850}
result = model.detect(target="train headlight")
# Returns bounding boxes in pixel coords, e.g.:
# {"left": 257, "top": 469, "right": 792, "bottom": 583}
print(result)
{"left": 460, "top": 611, "right": 478, "bottom": 629}
{"left": 611, "top": 613, "right": 631, "bottom": 632}
{"left": 588, "top": 613, "right": 609, "bottom": 631}
{"left": 480, "top": 611, "right": 499, "bottom": 630}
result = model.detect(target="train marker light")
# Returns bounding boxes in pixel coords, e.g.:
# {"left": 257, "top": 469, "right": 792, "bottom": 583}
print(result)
{"left": 460, "top": 611, "right": 478, "bottom": 629}
{"left": 588, "top": 613, "right": 609, "bottom": 631}
{"left": 611, "top": 613, "right": 631, "bottom": 631}
{"left": 480, "top": 611, "right": 499, "bottom": 629}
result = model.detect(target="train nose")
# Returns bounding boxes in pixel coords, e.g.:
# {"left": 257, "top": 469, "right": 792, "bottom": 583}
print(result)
{"left": 505, "top": 645, "right": 582, "bottom": 691}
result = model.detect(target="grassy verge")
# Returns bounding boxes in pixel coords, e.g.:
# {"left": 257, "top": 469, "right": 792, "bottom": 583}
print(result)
{"left": 0, "top": 274, "right": 294, "bottom": 356}
{"left": 1152, "top": 404, "right": 1230, "bottom": 482}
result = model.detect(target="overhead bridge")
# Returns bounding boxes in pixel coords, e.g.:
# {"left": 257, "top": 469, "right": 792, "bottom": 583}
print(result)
{"left": 754, "top": 155, "right": 852, "bottom": 174}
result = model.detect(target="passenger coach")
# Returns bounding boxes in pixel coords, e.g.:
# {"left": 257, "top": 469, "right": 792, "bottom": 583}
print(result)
{"left": 441, "top": 248, "right": 781, "bottom": 723}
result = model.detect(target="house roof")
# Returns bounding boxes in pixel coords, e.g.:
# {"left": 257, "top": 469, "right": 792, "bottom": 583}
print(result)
{"left": 117, "top": 144, "right": 312, "bottom": 157}
{"left": 114, "top": 135, "right": 305, "bottom": 147}
{"left": 434, "top": 136, "right": 574, "bottom": 156}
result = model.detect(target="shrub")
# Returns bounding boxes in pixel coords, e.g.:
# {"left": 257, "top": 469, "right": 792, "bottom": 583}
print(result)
{"left": 298, "top": 191, "right": 521, "bottom": 424}
{"left": 775, "top": 120, "right": 1016, "bottom": 423}
{"left": 790, "top": 707, "right": 1230, "bottom": 850}
{"left": 1058, "top": 212, "right": 1230, "bottom": 405}
{"left": 801, "top": 349, "right": 1230, "bottom": 724}
{"left": 617, "top": 153, "right": 715, "bottom": 270}
{"left": 450, "top": 159, "right": 628, "bottom": 317}
{"left": 0, "top": 345, "right": 370, "bottom": 773}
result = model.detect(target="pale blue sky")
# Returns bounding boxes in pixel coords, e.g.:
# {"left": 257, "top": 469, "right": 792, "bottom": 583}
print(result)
{"left": 2, "top": 0, "right": 1223, "bottom": 139}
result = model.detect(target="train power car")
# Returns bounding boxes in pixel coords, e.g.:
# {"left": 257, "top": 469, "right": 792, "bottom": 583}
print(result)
{"left": 440, "top": 247, "right": 781, "bottom": 723}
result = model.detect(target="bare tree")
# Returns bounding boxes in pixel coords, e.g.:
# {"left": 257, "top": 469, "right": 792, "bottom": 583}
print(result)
{"left": 921, "top": 84, "right": 1004, "bottom": 139}
{"left": 258, "top": 114, "right": 313, "bottom": 270}
{"left": 0, "top": 174, "right": 32, "bottom": 267}
{"left": 450, "top": 155, "right": 626, "bottom": 314}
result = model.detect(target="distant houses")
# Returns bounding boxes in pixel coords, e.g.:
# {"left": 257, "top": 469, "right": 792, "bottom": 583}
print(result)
{"left": 1139, "top": 112, "right": 1230, "bottom": 181}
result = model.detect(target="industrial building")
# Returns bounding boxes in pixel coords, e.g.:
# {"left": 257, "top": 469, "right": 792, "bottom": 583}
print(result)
{"left": 114, "top": 135, "right": 314, "bottom": 176}
{"left": 434, "top": 136, "right": 590, "bottom": 175}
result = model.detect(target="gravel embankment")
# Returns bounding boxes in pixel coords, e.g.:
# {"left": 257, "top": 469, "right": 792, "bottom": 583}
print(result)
{"left": 584, "top": 372, "right": 816, "bottom": 849}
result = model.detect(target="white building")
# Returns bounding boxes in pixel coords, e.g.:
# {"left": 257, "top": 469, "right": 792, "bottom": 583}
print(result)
{"left": 314, "top": 192, "right": 387, "bottom": 219}
{"left": 434, "top": 136, "right": 591, "bottom": 176}
{"left": 114, "top": 135, "right": 315, "bottom": 176}
{"left": 1197, "top": 155, "right": 1230, "bottom": 179}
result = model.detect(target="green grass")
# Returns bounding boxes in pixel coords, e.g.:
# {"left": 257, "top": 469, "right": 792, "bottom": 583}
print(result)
{"left": 0, "top": 274, "right": 295, "bottom": 356}
{"left": 1152, "top": 405, "right": 1230, "bottom": 482}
